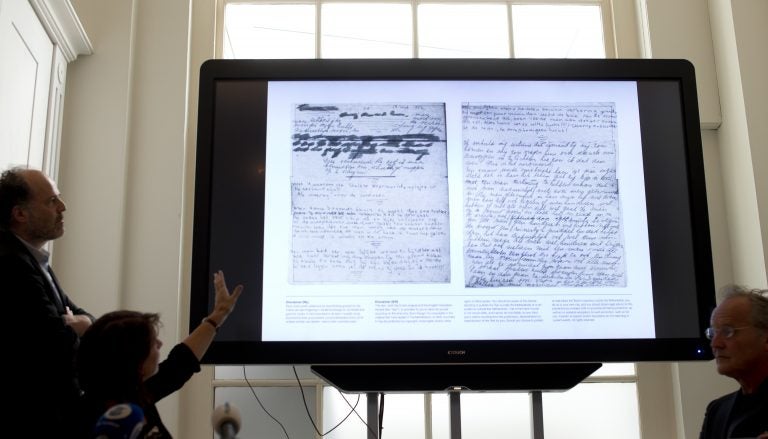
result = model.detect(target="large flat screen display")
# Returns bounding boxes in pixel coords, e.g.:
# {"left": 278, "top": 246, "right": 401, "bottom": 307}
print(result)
{"left": 190, "top": 59, "right": 715, "bottom": 371}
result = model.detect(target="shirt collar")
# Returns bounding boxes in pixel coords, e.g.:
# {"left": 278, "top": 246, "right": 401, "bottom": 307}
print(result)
{"left": 14, "top": 233, "right": 50, "bottom": 266}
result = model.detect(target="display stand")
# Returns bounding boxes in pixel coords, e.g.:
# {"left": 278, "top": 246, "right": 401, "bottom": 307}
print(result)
{"left": 311, "top": 363, "right": 602, "bottom": 439}
{"left": 444, "top": 390, "right": 544, "bottom": 439}
{"left": 449, "top": 391, "right": 462, "bottom": 439}
{"left": 530, "top": 390, "right": 544, "bottom": 439}
{"left": 367, "top": 393, "right": 379, "bottom": 439}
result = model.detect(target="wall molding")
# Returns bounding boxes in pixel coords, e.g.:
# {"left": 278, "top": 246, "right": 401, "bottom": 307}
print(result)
{"left": 28, "top": 0, "right": 92, "bottom": 61}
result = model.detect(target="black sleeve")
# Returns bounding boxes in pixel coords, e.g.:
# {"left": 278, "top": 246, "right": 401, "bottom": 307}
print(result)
{"left": 61, "top": 292, "right": 94, "bottom": 321}
{"left": 5, "top": 254, "right": 80, "bottom": 361}
{"left": 49, "top": 267, "right": 94, "bottom": 321}
{"left": 145, "top": 343, "right": 202, "bottom": 402}
{"left": 4, "top": 250, "right": 82, "bottom": 408}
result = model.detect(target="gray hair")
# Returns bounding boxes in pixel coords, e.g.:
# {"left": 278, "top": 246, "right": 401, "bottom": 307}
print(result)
{"left": 720, "top": 285, "right": 768, "bottom": 330}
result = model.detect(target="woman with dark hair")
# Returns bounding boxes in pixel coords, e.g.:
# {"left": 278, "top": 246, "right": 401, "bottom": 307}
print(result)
{"left": 76, "top": 270, "right": 243, "bottom": 438}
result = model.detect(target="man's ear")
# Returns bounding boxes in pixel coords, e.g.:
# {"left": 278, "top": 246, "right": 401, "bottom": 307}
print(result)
{"left": 10, "top": 205, "right": 28, "bottom": 225}
{"left": 763, "top": 328, "right": 768, "bottom": 352}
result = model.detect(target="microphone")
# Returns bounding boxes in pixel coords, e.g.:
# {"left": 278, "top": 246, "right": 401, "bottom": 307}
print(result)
{"left": 212, "top": 402, "right": 242, "bottom": 439}
{"left": 93, "top": 403, "right": 146, "bottom": 439}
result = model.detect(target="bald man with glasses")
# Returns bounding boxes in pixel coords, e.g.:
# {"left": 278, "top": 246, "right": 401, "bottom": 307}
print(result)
{"left": 700, "top": 286, "right": 768, "bottom": 439}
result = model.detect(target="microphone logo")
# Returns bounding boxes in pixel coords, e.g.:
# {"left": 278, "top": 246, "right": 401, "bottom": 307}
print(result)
{"left": 94, "top": 403, "right": 146, "bottom": 439}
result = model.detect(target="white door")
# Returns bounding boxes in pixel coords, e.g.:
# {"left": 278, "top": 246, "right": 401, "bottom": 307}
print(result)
{"left": 0, "top": 0, "right": 53, "bottom": 171}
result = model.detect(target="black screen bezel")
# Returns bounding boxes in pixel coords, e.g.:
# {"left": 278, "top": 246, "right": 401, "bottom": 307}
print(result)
{"left": 190, "top": 58, "right": 715, "bottom": 365}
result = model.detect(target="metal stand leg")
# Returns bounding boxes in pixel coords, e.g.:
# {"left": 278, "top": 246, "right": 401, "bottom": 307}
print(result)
{"left": 530, "top": 391, "right": 544, "bottom": 439}
{"left": 449, "top": 391, "right": 462, "bottom": 439}
{"left": 367, "top": 393, "right": 379, "bottom": 439}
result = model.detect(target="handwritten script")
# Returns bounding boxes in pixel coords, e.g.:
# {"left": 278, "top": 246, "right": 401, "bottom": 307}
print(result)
{"left": 462, "top": 103, "right": 626, "bottom": 288}
{"left": 291, "top": 103, "right": 450, "bottom": 283}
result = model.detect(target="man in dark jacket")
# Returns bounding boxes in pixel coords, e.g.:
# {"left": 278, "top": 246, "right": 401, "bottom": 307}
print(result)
{"left": 700, "top": 286, "right": 767, "bottom": 439}
{"left": 0, "top": 167, "right": 93, "bottom": 437}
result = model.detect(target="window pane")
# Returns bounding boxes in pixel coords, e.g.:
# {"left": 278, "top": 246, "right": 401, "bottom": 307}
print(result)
{"left": 418, "top": 4, "right": 509, "bottom": 58}
{"left": 543, "top": 383, "right": 640, "bottom": 439}
{"left": 591, "top": 362, "right": 636, "bottom": 377}
{"left": 512, "top": 5, "right": 605, "bottom": 58}
{"left": 432, "top": 393, "right": 531, "bottom": 438}
{"left": 322, "top": 390, "right": 425, "bottom": 438}
{"left": 224, "top": 4, "right": 315, "bottom": 59}
{"left": 215, "top": 386, "right": 318, "bottom": 438}
{"left": 215, "top": 364, "right": 315, "bottom": 380}
{"left": 321, "top": 3, "right": 412, "bottom": 58}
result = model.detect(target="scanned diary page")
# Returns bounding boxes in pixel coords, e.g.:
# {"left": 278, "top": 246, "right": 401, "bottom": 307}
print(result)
{"left": 290, "top": 103, "right": 450, "bottom": 283}
{"left": 462, "top": 103, "right": 625, "bottom": 288}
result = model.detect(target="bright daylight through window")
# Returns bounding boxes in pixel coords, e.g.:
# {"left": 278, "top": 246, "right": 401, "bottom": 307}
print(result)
{"left": 223, "top": 2, "right": 605, "bottom": 59}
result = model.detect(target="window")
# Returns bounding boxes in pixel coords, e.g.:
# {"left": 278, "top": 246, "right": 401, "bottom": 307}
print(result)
{"left": 511, "top": 4, "right": 605, "bottom": 58}
{"left": 418, "top": 4, "right": 510, "bottom": 58}
{"left": 215, "top": 2, "right": 636, "bottom": 439}
{"left": 223, "top": 4, "right": 315, "bottom": 59}
{"left": 221, "top": 1, "right": 610, "bottom": 59}
{"left": 215, "top": 364, "right": 639, "bottom": 439}
{"left": 322, "top": 3, "right": 413, "bottom": 58}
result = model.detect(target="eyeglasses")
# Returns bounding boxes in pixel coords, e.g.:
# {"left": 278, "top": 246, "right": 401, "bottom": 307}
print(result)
{"left": 704, "top": 325, "right": 751, "bottom": 340}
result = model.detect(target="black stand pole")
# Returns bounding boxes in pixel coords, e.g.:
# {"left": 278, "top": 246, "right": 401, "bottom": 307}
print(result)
{"left": 367, "top": 393, "right": 379, "bottom": 439}
{"left": 444, "top": 389, "right": 544, "bottom": 439}
{"left": 449, "top": 391, "right": 462, "bottom": 439}
{"left": 530, "top": 391, "right": 544, "bottom": 439}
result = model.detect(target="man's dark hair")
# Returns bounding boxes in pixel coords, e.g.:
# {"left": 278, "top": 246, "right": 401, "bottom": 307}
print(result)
{"left": 0, "top": 167, "right": 32, "bottom": 230}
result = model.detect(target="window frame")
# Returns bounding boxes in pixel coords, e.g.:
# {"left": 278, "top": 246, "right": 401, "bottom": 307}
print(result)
{"left": 216, "top": 0, "right": 617, "bottom": 60}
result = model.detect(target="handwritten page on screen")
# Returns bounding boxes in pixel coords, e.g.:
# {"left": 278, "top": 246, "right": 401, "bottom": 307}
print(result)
{"left": 290, "top": 103, "right": 450, "bottom": 283}
{"left": 462, "top": 103, "right": 625, "bottom": 288}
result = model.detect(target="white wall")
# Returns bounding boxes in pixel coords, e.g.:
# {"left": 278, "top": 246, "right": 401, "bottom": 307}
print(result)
{"left": 57, "top": 0, "right": 133, "bottom": 316}
{"left": 730, "top": 1, "right": 768, "bottom": 278}
{"left": 708, "top": 0, "right": 768, "bottom": 287}
{"left": 54, "top": 0, "right": 767, "bottom": 438}
{"left": 57, "top": 0, "right": 192, "bottom": 434}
